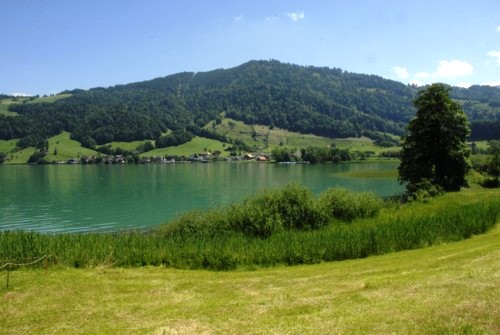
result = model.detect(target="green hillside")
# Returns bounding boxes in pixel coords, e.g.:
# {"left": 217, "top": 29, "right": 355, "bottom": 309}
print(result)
{"left": 144, "top": 136, "right": 227, "bottom": 157}
{"left": 4, "top": 146, "right": 36, "bottom": 164}
{"left": 44, "top": 131, "right": 98, "bottom": 162}
{"left": 0, "top": 139, "right": 17, "bottom": 153}
{"left": 0, "top": 94, "right": 71, "bottom": 117}
{"left": 0, "top": 98, "right": 21, "bottom": 116}
{"left": 2, "top": 60, "right": 499, "bottom": 153}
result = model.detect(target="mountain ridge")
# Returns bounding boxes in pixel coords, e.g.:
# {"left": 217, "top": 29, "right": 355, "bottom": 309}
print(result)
{"left": 1, "top": 60, "right": 499, "bottom": 149}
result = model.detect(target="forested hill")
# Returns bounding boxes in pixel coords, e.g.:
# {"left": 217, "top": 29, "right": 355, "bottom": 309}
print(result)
{"left": 2, "top": 60, "right": 500, "bottom": 148}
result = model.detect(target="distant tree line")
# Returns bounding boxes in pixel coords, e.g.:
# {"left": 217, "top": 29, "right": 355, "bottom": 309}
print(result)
{"left": 470, "top": 120, "right": 500, "bottom": 140}
{"left": 271, "top": 145, "right": 371, "bottom": 163}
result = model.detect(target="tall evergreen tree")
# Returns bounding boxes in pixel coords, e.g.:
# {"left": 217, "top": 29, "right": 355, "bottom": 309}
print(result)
{"left": 399, "top": 83, "right": 471, "bottom": 194}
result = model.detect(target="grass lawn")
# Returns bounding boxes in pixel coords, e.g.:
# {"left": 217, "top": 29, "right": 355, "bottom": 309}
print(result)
{"left": 3, "top": 147, "right": 36, "bottom": 164}
{"left": 0, "top": 94, "right": 71, "bottom": 116}
{"left": 470, "top": 140, "right": 491, "bottom": 152}
{"left": 208, "top": 118, "right": 335, "bottom": 150}
{"left": 1, "top": 219, "right": 499, "bottom": 334}
{"left": 143, "top": 136, "right": 228, "bottom": 157}
{"left": 2, "top": 131, "right": 97, "bottom": 164}
{"left": 208, "top": 118, "right": 400, "bottom": 154}
{"left": 0, "top": 139, "right": 17, "bottom": 154}
{"left": 0, "top": 98, "right": 21, "bottom": 116}
{"left": 27, "top": 94, "right": 71, "bottom": 104}
{"left": 106, "top": 140, "right": 152, "bottom": 152}
{"left": 44, "top": 131, "right": 98, "bottom": 162}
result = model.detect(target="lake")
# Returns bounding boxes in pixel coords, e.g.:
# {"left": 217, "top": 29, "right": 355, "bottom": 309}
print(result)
{"left": 0, "top": 162, "right": 403, "bottom": 233}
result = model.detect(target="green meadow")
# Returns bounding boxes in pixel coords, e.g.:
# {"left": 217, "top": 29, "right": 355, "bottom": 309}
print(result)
{"left": 0, "top": 139, "right": 17, "bottom": 154}
{"left": 1, "top": 200, "right": 498, "bottom": 334}
{"left": 0, "top": 138, "right": 36, "bottom": 164}
{"left": 27, "top": 94, "right": 72, "bottom": 104}
{"left": 0, "top": 94, "right": 71, "bottom": 117}
{"left": 44, "top": 131, "right": 98, "bottom": 162}
{"left": 0, "top": 98, "right": 21, "bottom": 116}
{"left": 2, "top": 146, "right": 36, "bottom": 164}
{"left": 208, "top": 118, "right": 339, "bottom": 150}
{"left": 207, "top": 118, "right": 401, "bottom": 155}
{"left": 106, "top": 140, "right": 153, "bottom": 152}
{"left": 144, "top": 136, "right": 228, "bottom": 157}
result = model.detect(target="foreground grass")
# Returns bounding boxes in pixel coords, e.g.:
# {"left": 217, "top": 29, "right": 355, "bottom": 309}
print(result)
{"left": 1, "top": 221, "right": 499, "bottom": 334}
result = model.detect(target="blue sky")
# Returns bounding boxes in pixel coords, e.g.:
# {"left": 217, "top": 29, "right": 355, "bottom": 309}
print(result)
{"left": 1, "top": 0, "right": 499, "bottom": 96}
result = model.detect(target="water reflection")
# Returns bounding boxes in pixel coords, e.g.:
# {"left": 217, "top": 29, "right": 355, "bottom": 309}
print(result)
{"left": 0, "top": 162, "right": 403, "bottom": 232}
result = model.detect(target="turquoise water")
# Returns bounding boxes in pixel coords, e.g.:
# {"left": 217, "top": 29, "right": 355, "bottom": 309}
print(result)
{"left": 0, "top": 162, "right": 403, "bottom": 232}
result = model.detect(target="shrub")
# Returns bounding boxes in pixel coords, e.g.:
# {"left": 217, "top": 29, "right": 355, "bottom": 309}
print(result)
{"left": 161, "top": 184, "right": 383, "bottom": 239}
{"left": 317, "top": 188, "right": 383, "bottom": 222}
{"left": 225, "top": 183, "right": 325, "bottom": 237}
{"left": 481, "top": 177, "right": 499, "bottom": 188}
{"left": 2, "top": 189, "right": 499, "bottom": 270}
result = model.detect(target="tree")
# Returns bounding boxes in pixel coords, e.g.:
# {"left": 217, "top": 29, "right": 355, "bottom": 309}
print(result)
{"left": 398, "top": 84, "right": 471, "bottom": 195}
{"left": 487, "top": 140, "right": 500, "bottom": 185}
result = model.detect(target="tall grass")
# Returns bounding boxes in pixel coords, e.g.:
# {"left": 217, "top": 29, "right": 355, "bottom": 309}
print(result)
{"left": 1, "top": 188, "right": 499, "bottom": 270}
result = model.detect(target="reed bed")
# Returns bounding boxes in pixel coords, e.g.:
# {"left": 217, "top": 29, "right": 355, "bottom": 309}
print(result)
{"left": 1, "top": 187, "right": 499, "bottom": 270}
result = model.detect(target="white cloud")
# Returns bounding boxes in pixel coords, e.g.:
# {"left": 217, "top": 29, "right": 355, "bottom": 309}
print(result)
{"left": 413, "top": 60, "right": 474, "bottom": 86}
{"left": 11, "top": 92, "right": 31, "bottom": 97}
{"left": 487, "top": 50, "right": 500, "bottom": 65}
{"left": 455, "top": 82, "right": 472, "bottom": 88}
{"left": 409, "top": 79, "right": 423, "bottom": 86}
{"left": 482, "top": 80, "right": 500, "bottom": 87}
{"left": 234, "top": 15, "right": 243, "bottom": 22}
{"left": 287, "top": 12, "right": 305, "bottom": 22}
{"left": 392, "top": 66, "right": 409, "bottom": 79}
{"left": 408, "top": 59, "right": 474, "bottom": 86}
{"left": 436, "top": 60, "right": 473, "bottom": 78}
{"left": 415, "top": 72, "right": 435, "bottom": 79}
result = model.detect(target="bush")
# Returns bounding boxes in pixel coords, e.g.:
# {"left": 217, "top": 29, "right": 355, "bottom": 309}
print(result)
{"left": 481, "top": 177, "right": 499, "bottom": 188}
{"left": 317, "top": 188, "right": 383, "bottom": 222}
{"left": 161, "top": 184, "right": 381, "bottom": 239}
{"left": 2, "top": 189, "right": 499, "bottom": 270}
{"left": 405, "top": 179, "right": 444, "bottom": 201}
{"left": 223, "top": 183, "right": 325, "bottom": 237}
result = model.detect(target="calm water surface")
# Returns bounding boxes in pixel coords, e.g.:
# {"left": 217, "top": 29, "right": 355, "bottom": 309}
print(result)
{"left": 0, "top": 162, "right": 403, "bottom": 232}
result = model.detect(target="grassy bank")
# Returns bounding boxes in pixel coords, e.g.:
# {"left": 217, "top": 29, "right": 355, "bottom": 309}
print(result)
{"left": 1, "top": 220, "right": 499, "bottom": 334}
{"left": 144, "top": 136, "right": 227, "bottom": 157}
{"left": 1, "top": 187, "right": 499, "bottom": 270}
{"left": 45, "top": 131, "right": 98, "bottom": 162}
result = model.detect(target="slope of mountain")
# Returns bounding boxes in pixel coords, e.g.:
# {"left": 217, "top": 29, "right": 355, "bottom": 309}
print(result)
{"left": 1, "top": 60, "right": 499, "bottom": 149}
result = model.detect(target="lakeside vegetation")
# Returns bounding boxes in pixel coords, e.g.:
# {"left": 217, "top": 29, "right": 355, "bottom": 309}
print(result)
{"left": 1, "top": 186, "right": 499, "bottom": 270}
{"left": 1, "top": 208, "right": 499, "bottom": 334}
